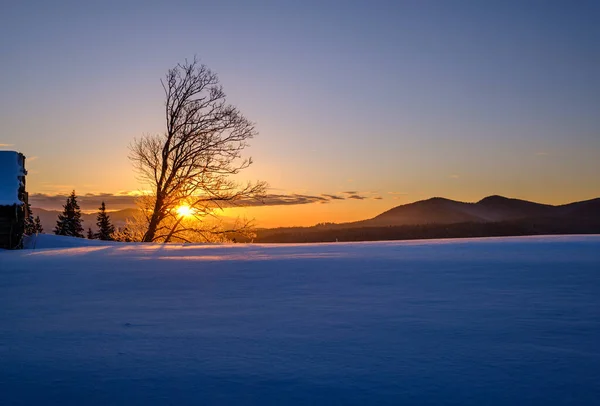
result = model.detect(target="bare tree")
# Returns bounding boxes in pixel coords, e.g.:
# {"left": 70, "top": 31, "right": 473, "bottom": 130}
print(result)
{"left": 130, "top": 57, "right": 266, "bottom": 243}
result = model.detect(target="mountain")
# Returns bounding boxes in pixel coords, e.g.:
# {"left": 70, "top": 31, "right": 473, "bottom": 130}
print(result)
{"left": 359, "top": 195, "right": 599, "bottom": 227}
{"left": 254, "top": 195, "right": 600, "bottom": 243}
{"left": 32, "top": 195, "right": 600, "bottom": 242}
{"left": 556, "top": 198, "right": 600, "bottom": 219}
{"left": 363, "top": 197, "right": 486, "bottom": 226}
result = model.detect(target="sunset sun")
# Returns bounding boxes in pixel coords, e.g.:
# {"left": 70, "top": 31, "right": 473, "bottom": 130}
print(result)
{"left": 176, "top": 205, "right": 194, "bottom": 217}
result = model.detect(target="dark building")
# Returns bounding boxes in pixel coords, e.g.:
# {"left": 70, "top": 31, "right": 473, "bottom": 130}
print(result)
{"left": 0, "top": 151, "right": 28, "bottom": 249}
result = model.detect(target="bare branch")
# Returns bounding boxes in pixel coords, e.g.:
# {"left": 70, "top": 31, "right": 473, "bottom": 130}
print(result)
{"left": 128, "top": 57, "right": 267, "bottom": 242}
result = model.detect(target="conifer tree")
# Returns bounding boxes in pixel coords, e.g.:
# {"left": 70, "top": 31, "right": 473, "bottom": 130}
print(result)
{"left": 34, "top": 216, "right": 44, "bottom": 234}
{"left": 24, "top": 203, "right": 35, "bottom": 235}
{"left": 95, "top": 201, "right": 115, "bottom": 241}
{"left": 54, "top": 190, "right": 84, "bottom": 238}
{"left": 87, "top": 227, "right": 95, "bottom": 239}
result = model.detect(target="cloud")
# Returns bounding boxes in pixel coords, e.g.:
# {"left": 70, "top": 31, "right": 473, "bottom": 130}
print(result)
{"left": 31, "top": 192, "right": 335, "bottom": 211}
{"left": 240, "top": 194, "right": 330, "bottom": 206}
{"left": 0, "top": 143, "right": 14, "bottom": 148}
{"left": 449, "top": 174, "right": 460, "bottom": 179}
{"left": 373, "top": 196, "right": 383, "bottom": 200}
{"left": 321, "top": 194, "right": 345, "bottom": 200}
{"left": 241, "top": 192, "right": 370, "bottom": 205}
{"left": 246, "top": 191, "right": 374, "bottom": 205}
{"left": 30, "top": 190, "right": 376, "bottom": 211}
{"left": 30, "top": 193, "right": 139, "bottom": 211}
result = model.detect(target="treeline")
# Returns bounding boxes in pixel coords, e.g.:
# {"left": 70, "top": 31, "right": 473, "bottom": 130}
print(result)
{"left": 26, "top": 190, "right": 117, "bottom": 240}
{"left": 24, "top": 202, "right": 44, "bottom": 235}
{"left": 252, "top": 217, "right": 600, "bottom": 243}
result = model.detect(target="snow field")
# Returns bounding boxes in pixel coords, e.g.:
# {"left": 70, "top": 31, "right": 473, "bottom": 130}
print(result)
{"left": 1, "top": 235, "right": 599, "bottom": 405}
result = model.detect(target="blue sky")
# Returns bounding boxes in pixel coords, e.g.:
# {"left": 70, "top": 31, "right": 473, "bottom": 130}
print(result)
{"left": 1, "top": 0, "right": 599, "bottom": 226}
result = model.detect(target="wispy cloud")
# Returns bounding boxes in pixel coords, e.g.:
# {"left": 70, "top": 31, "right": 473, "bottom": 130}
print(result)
{"left": 346, "top": 194, "right": 366, "bottom": 200}
{"left": 30, "top": 190, "right": 377, "bottom": 211}
{"left": 321, "top": 194, "right": 345, "bottom": 200}
{"left": 30, "top": 193, "right": 139, "bottom": 211}
{"left": 0, "top": 143, "right": 14, "bottom": 148}
{"left": 240, "top": 194, "right": 330, "bottom": 206}
{"left": 246, "top": 191, "right": 372, "bottom": 205}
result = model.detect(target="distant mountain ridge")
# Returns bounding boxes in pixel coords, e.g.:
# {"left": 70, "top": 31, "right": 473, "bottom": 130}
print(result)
{"left": 355, "top": 195, "right": 600, "bottom": 227}
{"left": 254, "top": 195, "right": 600, "bottom": 243}
{"left": 33, "top": 195, "right": 600, "bottom": 242}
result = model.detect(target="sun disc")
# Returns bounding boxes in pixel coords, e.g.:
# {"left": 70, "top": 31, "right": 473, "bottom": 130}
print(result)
{"left": 176, "top": 205, "right": 194, "bottom": 217}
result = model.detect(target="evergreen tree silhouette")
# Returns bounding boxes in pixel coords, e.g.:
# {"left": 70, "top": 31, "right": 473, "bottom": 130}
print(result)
{"left": 95, "top": 201, "right": 115, "bottom": 240}
{"left": 24, "top": 203, "right": 35, "bottom": 235}
{"left": 54, "top": 190, "right": 84, "bottom": 238}
{"left": 87, "top": 227, "right": 95, "bottom": 239}
{"left": 34, "top": 216, "right": 44, "bottom": 234}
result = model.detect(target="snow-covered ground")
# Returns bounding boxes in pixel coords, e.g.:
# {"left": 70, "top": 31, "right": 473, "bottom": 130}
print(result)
{"left": 1, "top": 235, "right": 599, "bottom": 405}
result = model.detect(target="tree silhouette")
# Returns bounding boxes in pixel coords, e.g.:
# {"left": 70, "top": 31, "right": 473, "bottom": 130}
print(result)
{"left": 95, "top": 201, "right": 115, "bottom": 241}
{"left": 24, "top": 203, "right": 35, "bottom": 235}
{"left": 54, "top": 191, "right": 84, "bottom": 238}
{"left": 33, "top": 216, "right": 44, "bottom": 234}
{"left": 129, "top": 57, "right": 266, "bottom": 243}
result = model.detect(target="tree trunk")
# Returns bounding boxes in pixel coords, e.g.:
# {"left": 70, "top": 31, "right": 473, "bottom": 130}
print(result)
{"left": 163, "top": 216, "right": 184, "bottom": 243}
{"left": 142, "top": 196, "right": 164, "bottom": 242}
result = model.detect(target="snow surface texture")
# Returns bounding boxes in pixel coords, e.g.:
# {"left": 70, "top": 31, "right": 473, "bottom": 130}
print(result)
{"left": 1, "top": 235, "right": 600, "bottom": 405}
{"left": 0, "top": 151, "right": 23, "bottom": 206}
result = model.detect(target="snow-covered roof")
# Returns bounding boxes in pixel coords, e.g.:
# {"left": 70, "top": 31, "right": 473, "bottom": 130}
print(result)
{"left": 0, "top": 151, "right": 26, "bottom": 206}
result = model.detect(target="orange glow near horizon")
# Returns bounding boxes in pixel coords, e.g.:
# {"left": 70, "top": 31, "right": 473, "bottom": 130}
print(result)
{"left": 222, "top": 199, "right": 393, "bottom": 228}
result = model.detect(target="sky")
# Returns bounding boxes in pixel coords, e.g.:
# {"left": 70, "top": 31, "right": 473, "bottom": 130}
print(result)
{"left": 1, "top": 0, "right": 599, "bottom": 227}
